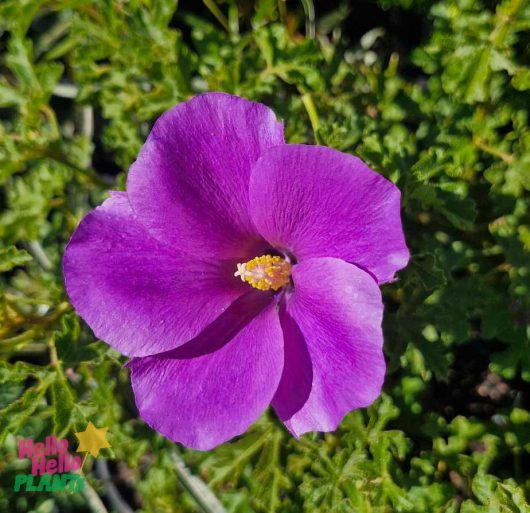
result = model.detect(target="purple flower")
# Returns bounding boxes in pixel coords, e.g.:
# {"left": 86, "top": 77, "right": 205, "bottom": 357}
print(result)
{"left": 63, "top": 93, "right": 409, "bottom": 450}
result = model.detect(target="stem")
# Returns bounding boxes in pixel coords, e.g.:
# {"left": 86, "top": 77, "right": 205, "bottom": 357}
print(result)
{"left": 490, "top": 0, "right": 523, "bottom": 46}
{"left": 172, "top": 452, "right": 228, "bottom": 513}
{"left": 278, "top": 0, "right": 287, "bottom": 24}
{"left": 82, "top": 479, "right": 110, "bottom": 513}
{"left": 48, "top": 335, "right": 59, "bottom": 367}
{"left": 473, "top": 137, "right": 514, "bottom": 164}
{"left": 0, "top": 301, "right": 71, "bottom": 339}
{"left": 300, "top": 0, "right": 315, "bottom": 39}
{"left": 301, "top": 93, "right": 321, "bottom": 144}
{"left": 95, "top": 460, "right": 134, "bottom": 513}
{"left": 202, "top": 0, "right": 230, "bottom": 32}
{"left": 53, "top": 83, "right": 79, "bottom": 99}
{"left": 46, "top": 151, "right": 114, "bottom": 186}
{"left": 25, "top": 240, "right": 52, "bottom": 271}
{"left": 514, "top": 447, "right": 522, "bottom": 481}
{"left": 80, "top": 453, "right": 89, "bottom": 472}
{"left": 0, "top": 330, "right": 38, "bottom": 352}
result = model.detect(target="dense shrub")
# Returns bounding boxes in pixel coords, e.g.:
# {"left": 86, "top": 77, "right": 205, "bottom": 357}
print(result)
{"left": 1, "top": 1, "right": 529, "bottom": 511}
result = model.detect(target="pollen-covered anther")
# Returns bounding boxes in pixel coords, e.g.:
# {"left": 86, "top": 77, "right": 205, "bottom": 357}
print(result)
{"left": 234, "top": 255, "right": 292, "bottom": 291}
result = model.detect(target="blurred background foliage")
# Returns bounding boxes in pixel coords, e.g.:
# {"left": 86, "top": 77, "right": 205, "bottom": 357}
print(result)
{"left": 1, "top": 0, "right": 530, "bottom": 511}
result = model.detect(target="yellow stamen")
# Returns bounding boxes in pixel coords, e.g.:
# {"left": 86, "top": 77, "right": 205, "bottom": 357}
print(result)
{"left": 234, "top": 255, "right": 292, "bottom": 291}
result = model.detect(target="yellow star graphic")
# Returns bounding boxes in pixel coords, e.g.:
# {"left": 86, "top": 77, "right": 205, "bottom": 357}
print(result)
{"left": 75, "top": 422, "right": 111, "bottom": 458}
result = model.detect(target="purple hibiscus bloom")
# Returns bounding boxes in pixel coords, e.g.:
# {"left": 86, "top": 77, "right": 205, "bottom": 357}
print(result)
{"left": 63, "top": 93, "right": 409, "bottom": 450}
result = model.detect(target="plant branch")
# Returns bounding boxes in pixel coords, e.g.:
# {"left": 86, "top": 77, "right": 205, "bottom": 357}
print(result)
{"left": 172, "top": 452, "right": 228, "bottom": 513}
{"left": 202, "top": 0, "right": 230, "bottom": 33}
{"left": 95, "top": 460, "right": 134, "bottom": 513}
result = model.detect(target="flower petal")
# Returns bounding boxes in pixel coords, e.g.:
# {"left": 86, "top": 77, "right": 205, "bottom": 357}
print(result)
{"left": 274, "top": 257, "right": 385, "bottom": 437}
{"left": 128, "top": 300, "right": 284, "bottom": 450}
{"left": 63, "top": 192, "right": 249, "bottom": 357}
{"left": 249, "top": 144, "right": 409, "bottom": 283}
{"left": 271, "top": 304, "right": 313, "bottom": 421}
{"left": 127, "top": 92, "right": 284, "bottom": 259}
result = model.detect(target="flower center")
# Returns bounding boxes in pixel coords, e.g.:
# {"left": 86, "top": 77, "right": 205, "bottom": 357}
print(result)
{"left": 234, "top": 254, "right": 292, "bottom": 291}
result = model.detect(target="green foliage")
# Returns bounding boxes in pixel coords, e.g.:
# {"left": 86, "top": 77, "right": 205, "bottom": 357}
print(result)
{"left": 1, "top": 0, "right": 529, "bottom": 511}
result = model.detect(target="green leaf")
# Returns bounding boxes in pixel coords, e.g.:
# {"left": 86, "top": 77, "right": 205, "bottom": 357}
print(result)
{"left": 0, "top": 246, "right": 32, "bottom": 272}
{"left": 51, "top": 367, "right": 75, "bottom": 438}
{"left": 512, "top": 68, "right": 530, "bottom": 91}
{"left": 413, "top": 337, "right": 451, "bottom": 382}
{"left": 0, "top": 370, "right": 55, "bottom": 444}
{"left": 463, "top": 47, "right": 491, "bottom": 104}
{"left": 438, "top": 193, "right": 478, "bottom": 231}
{"left": 408, "top": 253, "right": 447, "bottom": 291}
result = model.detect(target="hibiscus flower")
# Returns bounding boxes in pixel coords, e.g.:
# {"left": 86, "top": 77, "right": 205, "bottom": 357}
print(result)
{"left": 63, "top": 93, "right": 409, "bottom": 450}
